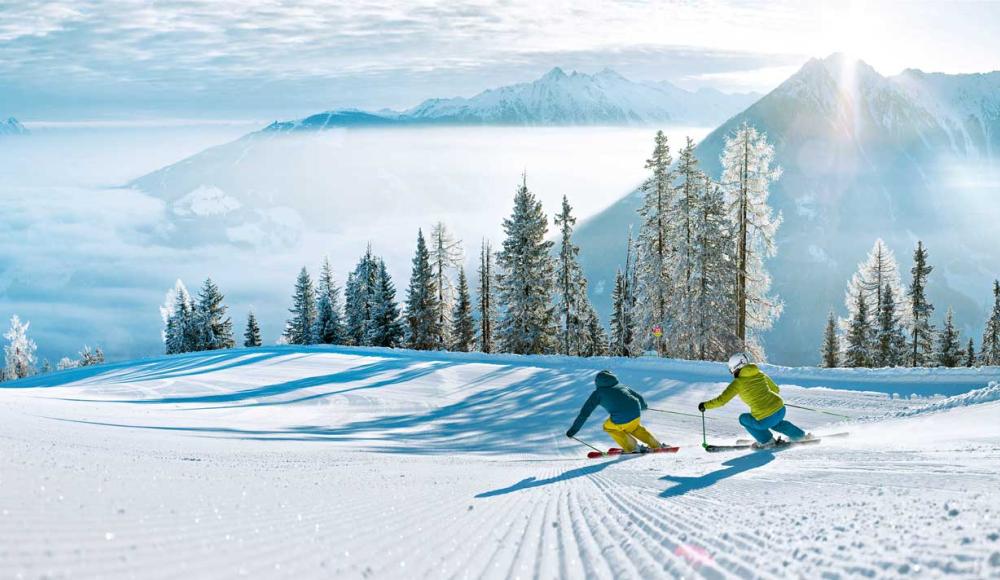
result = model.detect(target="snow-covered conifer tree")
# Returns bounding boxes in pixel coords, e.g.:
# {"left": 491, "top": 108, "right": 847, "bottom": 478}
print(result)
{"left": 580, "top": 307, "right": 608, "bottom": 358}
{"left": 244, "top": 310, "right": 262, "bottom": 347}
{"left": 163, "top": 279, "right": 195, "bottom": 354}
{"left": 195, "top": 278, "right": 234, "bottom": 350}
{"left": 874, "top": 283, "right": 907, "bottom": 367}
{"left": 820, "top": 311, "right": 840, "bottom": 368}
{"left": 56, "top": 357, "right": 77, "bottom": 371}
{"left": 78, "top": 345, "right": 105, "bottom": 367}
{"left": 634, "top": 130, "right": 674, "bottom": 355}
{"left": 313, "top": 257, "right": 345, "bottom": 345}
{"left": 284, "top": 267, "right": 317, "bottom": 345}
{"left": 345, "top": 247, "right": 380, "bottom": 346}
{"left": 3, "top": 315, "right": 37, "bottom": 380}
{"left": 690, "top": 178, "right": 737, "bottom": 361}
{"left": 906, "top": 241, "right": 935, "bottom": 366}
{"left": 965, "top": 338, "right": 977, "bottom": 367}
{"left": 842, "top": 239, "right": 910, "bottom": 343}
{"left": 477, "top": 240, "right": 497, "bottom": 354}
{"left": 981, "top": 280, "right": 1000, "bottom": 366}
{"left": 404, "top": 229, "right": 440, "bottom": 350}
{"left": 367, "top": 259, "right": 403, "bottom": 348}
{"left": 554, "top": 195, "right": 596, "bottom": 356}
{"left": 844, "top": 289, "right": 873, "bottom": 367}
{"left": 936, "top": 307, "right": 962, "bottom": 368}
{"left": 430, "top": 222, "right": 463, "bottom": 350}
{"left": 668, "top": 137, "right": 705, "bottom": 358}
{"left": 495, "top": 174, "right": 557, "bottom": 355}
{"left": 719, "top": 122, "right": 783, "bottom": 359}
{"left": 451, "top": 268, "right": 475, "bottom": 352}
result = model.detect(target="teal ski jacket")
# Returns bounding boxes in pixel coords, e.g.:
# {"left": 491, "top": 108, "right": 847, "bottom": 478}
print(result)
{"left": 567, "top": 370, "right": 647, "bottom": 437}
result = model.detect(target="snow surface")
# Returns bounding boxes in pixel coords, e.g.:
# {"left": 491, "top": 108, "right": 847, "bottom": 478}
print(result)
{"left": 3, "top": 346, "right": 1000, "bottom": 578}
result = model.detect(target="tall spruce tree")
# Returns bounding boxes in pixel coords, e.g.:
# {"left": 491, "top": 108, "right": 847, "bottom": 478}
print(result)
{"left": 981, "top": 280, "right": 1000, "bottom": 365}
{"left": 451, "top": 268, "right": 475, "bottom": 352}
{"left": 844, "top": 288, "right": 873, "bottom": 367}
{"left": 430, "top": 222, "right": 463, "bottom": 350}
{"left": 284, "top": 267, "right": 318, "bottom": 345}
{"left": 477, "top": 240, "right": 497, "bottom": 353}
{"left": 691, "top": 178, "right": 737, "bottom": 361}
{"left": 244, "top": 310, "right": 263, "bottom": 347}
{"left": 610, "top": 270, "right": 632, "bottom": 357}
{"left": 668, "top": 137, "right": 704, "bottom": 358}
{"left": 965, "top": 338, "right": 977, "bottom": 367}
{"left": 314, "top": 257, "right": 345, "bottom": 345}
{"left": 495, "top": 174, "right": 557, "bottom": 355}
{"left": 635, "top": 130, "right": 674, "bottom": 355}
{"left": 821, "top": 311, "right": 840, "bottom": 368}
{"left": 195, "top": 278, "right": 234, "bottom": 350}
{"left": 404, "top": 229, "right": 441, "bottom": 350}
{"left": 554, "top": 195, "right": 595, "bottom": 356}
{"left": 367, "top": 259, "right": 403, "bottom": 348}
{"left": 581, "top": 307, "right": 609, "bottom": 357}
{"left": 907, "top": 241, "right": 935, "bottom": 366}
{"left": 936, "top": 307, "right": 962, "bottom": 367}
{"left": 874, "top": 283, "right": 907, "bottom": 367}
{"left": 345, "top": 246, "right": 380, "bottom": 346}
{"left": 719, "top": 121, "right": 783, "bottom": 359}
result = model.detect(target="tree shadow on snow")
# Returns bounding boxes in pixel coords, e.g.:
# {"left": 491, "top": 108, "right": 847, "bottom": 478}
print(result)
{"left": 659, "top": 451, "right": 775, "bottom": 498}
{"left": 475, "top": 455, "right": 640, "bottom": 498}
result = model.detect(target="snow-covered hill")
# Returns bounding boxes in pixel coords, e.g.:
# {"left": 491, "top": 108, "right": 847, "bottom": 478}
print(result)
{"left": 0, "top": 117, "right": 28, "bottom": 136}
{"left": 576, "top": 54, "right": 1000, "bottom": 365}
{"left": 265, "top": 68, "right": 758, "bottom": 129}
{"left": 3, "top": 346, "right": 1000, "bottom": 577}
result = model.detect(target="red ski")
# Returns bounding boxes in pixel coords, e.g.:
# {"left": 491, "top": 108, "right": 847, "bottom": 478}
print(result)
{"left": 587, "top": 446, "right": 679, "bottom": 459}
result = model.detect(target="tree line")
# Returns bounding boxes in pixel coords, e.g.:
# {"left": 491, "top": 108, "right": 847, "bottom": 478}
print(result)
{"left": 0, "top": 314, "right": 105, "bottom": 381}
{"left": 820, "top": 238, "right": 1000, "bottom": 368}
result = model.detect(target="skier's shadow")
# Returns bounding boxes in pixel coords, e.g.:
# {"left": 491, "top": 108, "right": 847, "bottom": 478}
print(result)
{"left": 475, "top": 455, "right": 640, "bottom": 498}
{"left": 659, "top": 451, "right": 775, "bottom": 498}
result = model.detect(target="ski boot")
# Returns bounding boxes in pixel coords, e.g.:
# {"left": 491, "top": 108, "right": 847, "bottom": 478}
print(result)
{"left": 751, "top": 438, "right": 777, "bottom": 450}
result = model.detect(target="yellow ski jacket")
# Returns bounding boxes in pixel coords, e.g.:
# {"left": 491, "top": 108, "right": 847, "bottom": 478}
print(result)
{"left": 703, "top": 364, "right": 784, "bottom": 420}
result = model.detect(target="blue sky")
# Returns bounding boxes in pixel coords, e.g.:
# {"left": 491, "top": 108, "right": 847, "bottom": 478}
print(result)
{"left": 1, "top": 0, "right": 998, "bottom": 121}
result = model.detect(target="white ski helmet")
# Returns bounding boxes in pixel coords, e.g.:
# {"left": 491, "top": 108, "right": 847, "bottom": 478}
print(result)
{"left": 727, "top": 352, "right": 751, "bottom": 375}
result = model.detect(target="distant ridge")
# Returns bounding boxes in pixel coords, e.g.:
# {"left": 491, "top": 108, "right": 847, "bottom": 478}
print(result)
{"left": 0, "top": 117, "right": 28, "bottom": 135}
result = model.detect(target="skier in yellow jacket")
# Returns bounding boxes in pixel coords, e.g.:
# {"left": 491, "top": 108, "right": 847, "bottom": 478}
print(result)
{"left": 698, "top": 353, "right": 810, "bottom": 449}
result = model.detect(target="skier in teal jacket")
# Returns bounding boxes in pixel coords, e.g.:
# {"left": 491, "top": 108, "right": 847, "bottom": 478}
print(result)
{"left": 566, "top": 370, "right": 664, "bottom": 453}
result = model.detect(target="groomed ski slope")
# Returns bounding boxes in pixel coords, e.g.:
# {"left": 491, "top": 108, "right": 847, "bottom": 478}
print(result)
{"left": 2, "top": 346, "right": 1000, "bottom": 579}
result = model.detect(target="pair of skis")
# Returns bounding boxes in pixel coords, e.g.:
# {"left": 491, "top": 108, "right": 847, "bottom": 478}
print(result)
{"left": 703, "top": 431, "right": 850, "bottom": 453}
{"left": 586, "top": 445, "right": 680, "bottom": 459}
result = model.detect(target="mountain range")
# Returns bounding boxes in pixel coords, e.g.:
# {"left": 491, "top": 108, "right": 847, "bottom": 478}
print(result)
{"left": 265, "top": 67, "right": 759, "bottom": 129}
{"left": 575, "top": 53, "right": 1000, "bottom": 363}
{"left": 0, "top": 117, "right": 28, "bottom": 135}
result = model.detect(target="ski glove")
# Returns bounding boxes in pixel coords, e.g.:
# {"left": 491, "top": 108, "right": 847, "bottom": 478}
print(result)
{"left": 697, "top": 402, "right": 706, "bottom": 413}
{"left": 566, "top": 429, "right": 576, "bottom": 438}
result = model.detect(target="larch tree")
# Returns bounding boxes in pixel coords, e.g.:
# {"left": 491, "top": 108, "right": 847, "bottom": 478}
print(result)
{"left": 981, "top": 280, "right": 1000, "bottom": 365}
{"left": 842, "top": 238, "right": 910, "bottom": 344}
{"left": 3, "top": 315, "right": 37, "bottom": 381}
{"left": 244, "top": 310, "right": 263, "bottom": 347}
{"left": 284, "top": 267, "right": 317, "bottom": 345}
{"left": 906, "top": 241, "right": 935, "bottom": 366}
{"left": 820, "top": 311, "right": 840, "bottom": 368}
{"left": 314, "top": 257, "right": 345, "bottom": 345}
{"left": 495, "top": 174, "right": 557, "bottom": 355}
{"left": 935, "top": 307, "right": 962, "bottom": 368}
{"left": 430, "top": 222, "right": 463, "bottom": 350}
{"left": 719, "top": 121, "right": 783, "bottom": 360}
{"left": 451, "top": 268, "right": 475, "bottom": 352}
{"left": 404, "top": 229, "right": 441, "bottom": 351}
{"left": 635, "top": 130, "right": 674, "bottom": 356}
{"left": 477, "top": 240, "right": 497, "bottom": 354}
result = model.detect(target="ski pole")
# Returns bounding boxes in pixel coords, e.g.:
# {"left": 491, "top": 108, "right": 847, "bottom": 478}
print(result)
{"left": 570, "top": 436, "right": 603, "bottom": 454}
{"left": 649, "top": 407, "right": 720, "bottom": 421}
{"left": 784, "top": 403, "right": 852, "bottom": 420}
{"left": 701, "top": 410, "right": 708, "bottom": 448}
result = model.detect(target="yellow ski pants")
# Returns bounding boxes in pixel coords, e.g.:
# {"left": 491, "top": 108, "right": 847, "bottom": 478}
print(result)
{"left": 603, "top": 417, "right": 661, "bottom": 452}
